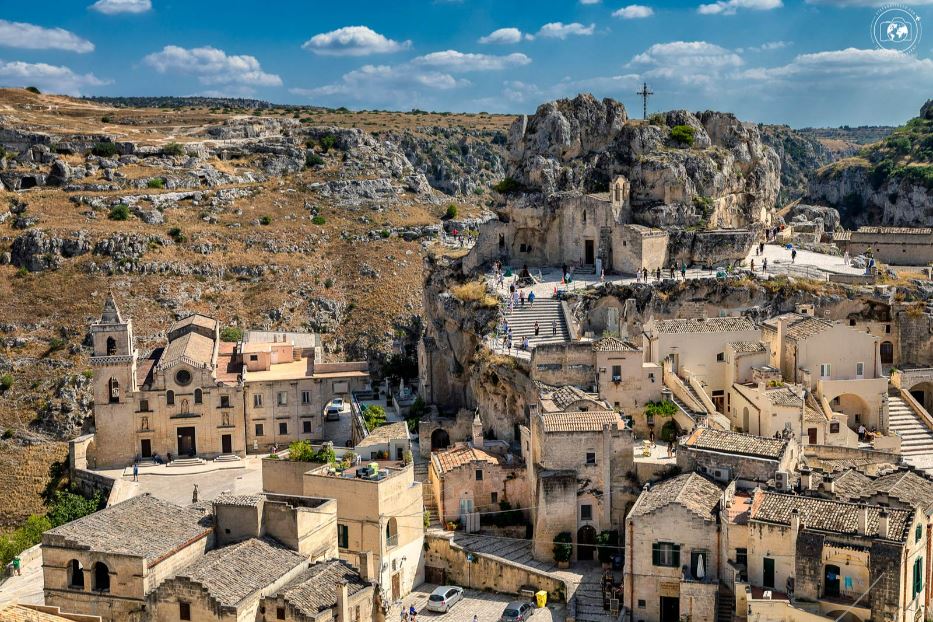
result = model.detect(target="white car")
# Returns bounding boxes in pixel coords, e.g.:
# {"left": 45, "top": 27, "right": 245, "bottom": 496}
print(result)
{"left": 427, "top": 585, "right": 464, "bottom": 613}
{"left": 325, "top": 398, "right": 344, "bottom": 421}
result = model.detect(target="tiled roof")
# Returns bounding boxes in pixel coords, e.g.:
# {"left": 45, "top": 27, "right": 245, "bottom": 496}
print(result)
{"left": 750, "top": 491, "right": 912, "bottom": 542}
{"left": 276, "top": 560, "right": 369, "bottom": 618}
{"left": 548, "top": 385, "right": 597, "bottom": 411}
{"left": 651, "top": 317, "right": 756, "bottom": 334}
{"left": 356, "top": 422, "right": 409, "bottom": 448}
{"left": 765, "top": 386, "right": 805, "bottom": 407}
{"left": 628, "top": 473, "right": 722, "bottom": 521}
{"left": 729, "top": 341, "right": 767, "bottom": 355}
{"left": 855, "top": 226, "right": 933, "bottom": 235}
{"left": 539, "top": 410, "right": 623, "bottom": 433}
{"left": 859, "top": 470, "right": 933, "bottom": 510}
{"left": 160, "top": 331, "right": 215, "bottom": 367}
{"left": 43, "top": 494, "right": 211, "bottom": 562}
{"left": 833, "top": 231, "right": 852, "bottom": 242}
{"left": 592, "top": 337, "right": 640, "bottom": 352}
{"left": 763, "top": 314, "right": 835, "bottom": 342}
{"left": 169, "top": 313, "right": 217, "bottom": 333}
{"left": 213, "top": 494, "right": 263, "bottom": 508}
{"left": 174, "top": 538, "right": 306, "bottom": 609}
{"left": 433, "top": 444, "right": 500, "bottom": 475}
{"left": 684, "top": 428, "right": 787, "bottom": 460}
{"left": 0, "top": 604, "right": 83, "bottom": 622}
{"left": 830, "top": 470, "right": 874, "bottom": 500}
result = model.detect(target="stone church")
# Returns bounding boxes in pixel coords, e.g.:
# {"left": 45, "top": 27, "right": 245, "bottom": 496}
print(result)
{"left": 89, "top": 294, "right": 370, "bottom": 468}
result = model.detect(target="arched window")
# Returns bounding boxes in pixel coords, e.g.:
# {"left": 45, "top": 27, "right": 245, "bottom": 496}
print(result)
{"left": 108, "top": 378, "right": 120, "bottom": 404}
{"left": 386, "top": 518, "right": 398, "bottom": 547}
{"left": 106, "top": 336, "right": 117, "bottom": 356}
{"left": 92, "top": 562, "right": 110, "bottom": 592}
{"left": 166, "top": 390, "right": 175, "bottom": 406}
{"left": 67, "top": 559, "right": 84, "bottom": 589}
{"left": 194, "top": 389, "right": 203, "bottom": 405}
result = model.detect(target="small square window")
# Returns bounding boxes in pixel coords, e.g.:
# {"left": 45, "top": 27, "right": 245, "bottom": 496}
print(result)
{"left": 638, "top": 600, "right": 646, "bottom": 608}
{"left": 253, "top": 394, "right": 263, "bottom": 408}
{"left": 303, "top": 420, "right": 312, "bottom": 434}
{"left": 491, "top": 491, "right": 498, "bottom": 504}
{"left": 277, "top": 606, "right": 286, "bottom": 620}
{"left": 277, "top": 392, "right": 287, "bottom": 406}
{"left": 586, "top": 452, "right": 596, "bottom": 466}
{"left": 220, "top": 395, "right": 230, "bottom": 408}
{"left": 255, "top": 423, "right": 264, "bottom": 436}
{"left": 250, "top": 354, "right": 258, "bottom": 361}
{"left": 475, "top": 469, "right": 484, "bottom": 481}
{"left": 830, "top": 421, "right": 840, "bottom": 434}
{"left": 301, "top": 390, "right": 311, "bottom": 404}
{"left": 279, "top": 422, "right": 288, "bottom": 435}
{"left": 716, "top": 352, "right": 725, "bottom": 362}
{"left": 179, "top": 602, "right": 191, "bottom": 621}
{"left": 581, "top": 504, "right": 593, "bottom": 521}
{"left": 338, "top": 524, "right": 349, "bottom": 548}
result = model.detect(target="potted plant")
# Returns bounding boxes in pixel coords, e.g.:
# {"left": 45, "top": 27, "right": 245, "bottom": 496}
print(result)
{"left": 553, "top": 532, "right": 573, "bottom": 568}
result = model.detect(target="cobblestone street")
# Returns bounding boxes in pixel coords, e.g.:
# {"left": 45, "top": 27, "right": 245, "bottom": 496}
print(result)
{"left": 396, "top": 585, "right": 565, "bottom": 622}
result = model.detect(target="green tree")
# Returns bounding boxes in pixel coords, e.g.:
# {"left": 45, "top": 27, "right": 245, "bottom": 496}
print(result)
{"left": 219, "top": 326, "right": 243, "bottom": 342}
{"left": 108, "top": 204, "right": 130, "bottom": 221}
{"left": 259, "top": 215, "right": 272, "bottom": 226}
{"left": 163, "top": 142, "right": 185, "bottom": 157}
{"left": 46, "top": 489, "right": 102, "bottom": 528}
{"left": 444, "top": 204, "right": 458, "bottom": 219}
{"left": 319, "top": 135, "right": 337, "bottom": 152}
{"left": 362, "top": 405, "right": 387, "bottom": 432}
{"left": 25, "top": 86, "right": 41, "bottom": 94}
{"left": 92, "top": 142, "right": 118, "bottom": 157}
{"left": 147, "top": 178, "right": 165, "bottom": 189}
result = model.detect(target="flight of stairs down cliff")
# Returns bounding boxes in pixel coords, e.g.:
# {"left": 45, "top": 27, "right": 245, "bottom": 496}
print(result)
{"left": 888, "top": 395, "right": 933, "bottom": 474}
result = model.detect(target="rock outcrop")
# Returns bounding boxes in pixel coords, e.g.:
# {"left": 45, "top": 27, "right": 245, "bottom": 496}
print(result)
{"left": 506, "top": 93, "right": 780, "bottom": 228}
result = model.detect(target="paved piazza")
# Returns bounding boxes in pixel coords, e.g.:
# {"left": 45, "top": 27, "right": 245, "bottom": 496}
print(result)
{"left": 397, "top": 584, "right": 565, "bottom": 622}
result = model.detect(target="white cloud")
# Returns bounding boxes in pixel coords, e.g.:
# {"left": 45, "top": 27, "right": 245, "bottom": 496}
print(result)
{"left": 805, "top": 0, "right": 933, "bottom": 5}
{"left": 478, "top": 28, "right": 532, "bottom": 45}
{"left": 291, "top": 63, "right": 468, "bottom": 108}
{"left": 613, "top": 5, "right": 655, "bottom": 18}
{"left": 0, "top": 60, "right": 108, "bottom": 95}
{"left": 301, "top": 26, "right": 411, "bottom": 57}
{"left": 631, "top": 41, "right": 744, "bottom": 70}
{"left": 142, "top": 45, "right": 282, "bottom": 86}
{"left": 413, "top": 50, "right": 531, "bottom": 72}
{"left": 737, "top": 40, "right": 791, "bottom": 53}
{"left": 0, "top": 20, "right": 94, "bottom": 53}
{"left": 89, "top": 0, "right": 151, "bottom": 14}
{"left": 698, "top": 0, "right": 782, "bottom": 15}
{"left": 739, "top": 47, "right": 933, "bottom": 86}
{"left": 536, "top": 22, "right": 596, "bottom": 39}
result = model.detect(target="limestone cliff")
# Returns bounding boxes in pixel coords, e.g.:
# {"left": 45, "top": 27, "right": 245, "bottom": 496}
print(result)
{"left": 806, "top": 100, "right": 933, "bottom": 227}
{"left": 506, "top": 93, "right": 780, "bottom": 228}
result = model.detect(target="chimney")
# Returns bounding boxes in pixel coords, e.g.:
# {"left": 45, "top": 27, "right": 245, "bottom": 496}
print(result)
{"left": 471, "top": 413, "right": 484, "bottom": 448}
{"left": 800, "top": 467, "right": 813, "bottom": 490}
{"left": 879, "top": 510, "right": 890, "bottom": 539}
{"left": 823, "top": 474, "right": 835, "bottom": 494}
{"left": 358, "top": 551, "right": 374, "bottom": 583}
{"left": 336, "top": 580, "right": 350, "bottom": 622}
{"left": 790, "top": 508, "right": 800, "bottom": 536}
{"left": 858, "top": 506, "right": 869, "bottom": 535}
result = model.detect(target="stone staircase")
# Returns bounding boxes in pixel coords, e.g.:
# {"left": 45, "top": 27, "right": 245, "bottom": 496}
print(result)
{"left": 167, "top": 457, "right": 206, "bottom": 468}
{"left": 413, "top": 461, "right": 443, "bottom": 529}
{"left": 888, "top": 394, "right": 933, "bottom": 473}
{"left": 450, "top": 533, "right": 552, "bottom": 572}
{"left": 502, "top": 298, "right": 570, "bottom": 348}
{"left": 571, "top": 567, "right": 614, "bottom": 622}
{"left": 213, "top": 454, "right": 242, "bottom": 463}
{"left": 716, "top": 584, "right": 735, "bottom": 622}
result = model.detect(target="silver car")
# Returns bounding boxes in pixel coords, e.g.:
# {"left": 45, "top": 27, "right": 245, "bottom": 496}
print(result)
{"left": 500, "top": 601, "right": 535, "bottom": 622}
{"left": 427, "top": 585, "right": 464, "bottom": 613}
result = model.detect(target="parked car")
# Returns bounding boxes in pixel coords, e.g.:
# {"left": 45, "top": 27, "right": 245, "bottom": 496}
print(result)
{"left": 427, "top": 585, "right": 464, "bottom": 613}
{"left": 325, "top": 398, "right": 344, "bottom": 421}
{"left": 500, "top": 601, "right": 535, "bottom": 622}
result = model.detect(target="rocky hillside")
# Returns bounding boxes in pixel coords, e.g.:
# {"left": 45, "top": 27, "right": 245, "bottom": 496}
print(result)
{"left": 0, "top": 88, "right": 512, "bottom": 527}
{"left": 760, "top": 125, "right": 838, "bottom": 206}
{"left": 807, "top": 100, "right": 933, "bottom": 227}
{"left": 505, "top": 93, "right": 781, "bottom": 229}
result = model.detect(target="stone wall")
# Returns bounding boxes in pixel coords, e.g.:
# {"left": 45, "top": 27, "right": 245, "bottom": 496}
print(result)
{"left": 530, "top": 342, "right": 595, "bottom": 388}
{"left": 666, "top": 229, "right": 756, "bottom": 268}
{"left": 424, "top": 533, "right": 569, "bottom": 601}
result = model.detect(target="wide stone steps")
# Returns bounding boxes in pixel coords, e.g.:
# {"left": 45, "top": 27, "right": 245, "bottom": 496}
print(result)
{"left": 451, "top": 534, "right": 552, "bottom": 572}
{"left": 717, "top": 585, "right": 735, "bottom": 622}
{"left": 502, "top": 299, "right": 570, "bottom": 347}
{"left": 213, "top": 454, "right": 241, "bottom": 462}
{"left": 167, "top": 457, "right": 205, "bottom": 467}
{"left": 888, "top": 396, "right": 933, "bottom": 470}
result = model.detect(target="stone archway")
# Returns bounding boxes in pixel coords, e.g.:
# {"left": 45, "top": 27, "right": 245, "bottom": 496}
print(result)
{"left": 831, "top": 393, "right": 871, "bottom": 427}
{"left": 431, "top": 428, "right": 450, "bottom": 451}
{"left": 908, "top": 381, "right": 933, "bottom": 413}
{"left": 577, "top": 525, "right": 597, "bottom": 561}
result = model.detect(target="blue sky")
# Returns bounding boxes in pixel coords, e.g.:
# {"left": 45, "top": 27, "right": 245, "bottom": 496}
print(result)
{"left": 1, "top": 0, "right": 932, "bottom": 126}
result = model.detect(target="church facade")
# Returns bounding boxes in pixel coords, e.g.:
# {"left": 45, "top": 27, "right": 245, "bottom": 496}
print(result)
{"left": 89, "top": 295, "right": 370, "bottom": 468}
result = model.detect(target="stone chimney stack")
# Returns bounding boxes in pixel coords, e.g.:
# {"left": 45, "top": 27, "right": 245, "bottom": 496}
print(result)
{"left": 878, "top": 510, "right": 890, "bottom": 539}
{"left": 800, "top": 467, "right": 812, "bottom": 490}
{"left": 471, "top": 413, "right": 484, "bottom": 448}
{"left": 791, "top": 508, "right": 800, "bottom": 537}
{"left": 823, "top": 474, "right": 835, "bottom": 494}
{"left": 358, "top": 551, "right": 374, "bottom": 583}
{"left": 336, "top": 580, "right": 350, "bottom": 622}
{"left": 858, "top": 506, "right": 869, "bottom": 535}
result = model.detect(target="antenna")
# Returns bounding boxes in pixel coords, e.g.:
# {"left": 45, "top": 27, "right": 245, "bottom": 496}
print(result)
{"left": 636, "top": 82, "right": 654, "bottom": 120}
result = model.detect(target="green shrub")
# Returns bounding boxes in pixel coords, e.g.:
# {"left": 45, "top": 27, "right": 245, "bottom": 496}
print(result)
{"left": 380, "top": 229, "right": 391, "bottom": 239}
{"left": 101, "top": 115, "right": 113, "bottom": 123}
{"left": 0, "top": 373, "right": 12, "bottom": 393}
{"left": 16, "top": 267, "right": 28, "bottom": 278}
{"left": 670, "top": 125, "right": 696, "bottom": 146}
{"left": 362, "top": 405, "right": 387, "bottom": 432}
{"left": 492, "top": 177, "right": 523, "bottom": 194}
{"left": 288, "top": 440, "right": 336, "bottom": 463}
{"left": 163, "top": 142, "right": 185, "bottom": 157}
{"left": 596, "top": 530, "right": 620, "bottom": 563}
{"left": 81, "top": 369, "right": 93, "bottom": 379}
{"left": 46, "top": 489, "right": 102, "bottom": 528}
{"left": 644, "top": 399, "right": 677, "bottom": 418}
{"left": 91, "top": 142, "right": 118, "bottom": 157}
{"left": 311, "top": 215, "right": 326, "bottom": 225}
{"left": 25, "top": 86, "right": 41, "bottom": 94}
{"left": 444, "top": 204, "right": 458, "bottom": 219}
{"left": 219, "top": 326, "right": 243, "bottom": 342}
{"left": 168, "top": 227, "right": 185, "bottom": 243}
{"left": 553, "top": 532, "right": 573, "bottom": 562}
{"left": 47, "top": 337, "right": 67, "bottom": 352}
{"left": 319, "top": 135, "right": 337, "bottom": 152}
{"left": 147, "top": 178, "right": 165, "bottom": 189}
{"left": 306, "top": 153, "right": 324, "bottom": 167}
{"left": 108, "top": 204, "right": 130, "bottom": 221}
{"left": 324, "top": 277, "right": 334, "bottom": 289}
{"left": 259, "top": 215, "right": 272, "bottom": 226}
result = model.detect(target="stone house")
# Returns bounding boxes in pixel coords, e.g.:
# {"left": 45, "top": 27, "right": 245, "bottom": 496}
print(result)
{"left": 739, "top": 490, "right": 927, "bottom": 622}
{"left": 525, "top": 410, "right": 634, "bottom": 561}
{"left": 42, "top": 494, "right": 215, "bottom": 622}
{"left": 677, "top": 427, "right": 799, "bottom": 486}
{"left": 88, "top": 295, "right": 370, "bottom": 468}
{"left": 762, "top": 313, "right": 887, "bottom": 431}
{"left": 834, "top": 227, "right": 933, "bottom": 267}
{"left": 624, "top": 473, "right": 723, "bottom": 622}
{"left": 463, "top": 182, "right": 668, "bottom": 276}
{"left": 258, "top": 558, "right": 377, "bottom": 622}
{"left": 352, "top": 422, "right": 411, "bottom": 462}
{"left": 295, "top": 462, "right": 424, "bottom": 603}
{"left": 592, "top": 336, "right": 662, "bottom": 432}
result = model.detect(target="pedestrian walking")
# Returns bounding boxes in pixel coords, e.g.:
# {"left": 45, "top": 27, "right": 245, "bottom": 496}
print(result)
{"left": 655, "top": 267, "right": 661, "bottom": 281}
{"left": 519, "top": 290, "right": 525, "bottom": 307}
{"left": 843, "top": 250, "right": 850, "bottom": 266}
{"left": 750, "top": 259, "right": 756, "bottom": 272}
{"left": 534, "top": 321, "right": 540, "bottom": 337}
{"left": 670, "top": 265, "right": 676, "bottom": 279}
{"left": 759, "top": 241, "right": 764, "bottom": 254}
{"left": 551, "top": 320, "right": 557, "bottom": 336}
{"left": 12, "top": 556, "right": 20, "bottom": 576}
{"left": 791, "top": 248, "right": 797, "bottom": 263}
{"left": 762, "top": 258, "right": 768, "bottom": 271}
{"left": 192, "top": 484, "right": 199, "bottom": 503}
{"left": 132, "top": 462, "right": 139, "bottom": 482}
{"left": 642, "top": 267, "right": 648, "bottom": 282}
{"left": 600, "top": 267, "right": 605, "bottom": 283}
{"left": 681, "top": 262, "right": 687, "bottom": 279}
{"left": 528, "top": 291, "right": 535, "bottom": 306}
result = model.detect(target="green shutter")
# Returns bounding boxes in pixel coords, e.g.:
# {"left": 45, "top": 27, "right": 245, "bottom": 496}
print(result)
{"left": 652, "top": 543, "right": 661, "bottom": 566}
{"left": 914, "top": 557, "right": 923, "bottom": 598}
{"left": 672, "top": 545, "right": 681, "bottom": 568}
